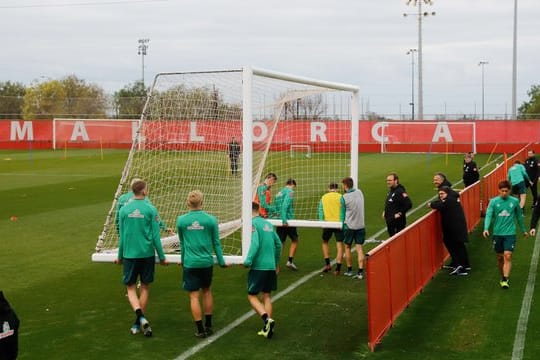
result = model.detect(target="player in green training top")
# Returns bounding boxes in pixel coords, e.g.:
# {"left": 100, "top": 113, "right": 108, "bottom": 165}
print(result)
{"left": 273, "top": 178, "right": 299, "bottom": 270}
{"left": 483, "top": 180, "right": 528, "bottom": 289}
{"left": 507, "top": 160, "right": 532, "bottom": 211}
{"left": 176, "top": 190, "right": 227, "bottom": 338}
{"left": 116, "top": 180, "right": 168, "bottom": 337}
{"left": 116, "top": 178, "right": 173, "bottom": 235}
{"left": 244, "top": 202, "right": 282, "bottom": 339}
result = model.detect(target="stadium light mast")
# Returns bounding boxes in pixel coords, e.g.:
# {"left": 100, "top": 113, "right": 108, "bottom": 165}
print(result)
{"left": 478, "top": 61, "right": 489, "bottom": 120}
{"left": 406, "top": 49, "right": 417, "bottom": 120}
{"left": 511, "top": 0, "right": 518, "bottom": 119}
{"left": 137, "top": 38, "right": 150, "bottom": 87}
{"left": 404, "top": 0, "right": 435, "bottom": 121}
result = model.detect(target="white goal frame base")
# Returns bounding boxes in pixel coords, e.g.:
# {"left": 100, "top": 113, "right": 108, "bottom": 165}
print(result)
{"left": 290, "top": 144, "right": 311, "bottom": 158}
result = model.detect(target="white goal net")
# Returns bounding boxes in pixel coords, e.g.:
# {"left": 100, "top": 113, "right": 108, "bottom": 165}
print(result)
{"left": 93, "top": 67, "right": 359, "bottom": 263}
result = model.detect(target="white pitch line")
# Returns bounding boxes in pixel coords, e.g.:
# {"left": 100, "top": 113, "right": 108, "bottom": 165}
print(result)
{"left": 175, "top": 155, "right": 504, "bottom": 359}
{"left": 511, "top": 231, "right": 540, "bottom": 360}
{"left": 173, "top": 266, "right": 330, "bottom": 360}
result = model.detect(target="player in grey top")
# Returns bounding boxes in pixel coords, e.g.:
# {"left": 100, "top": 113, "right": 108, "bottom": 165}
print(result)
{"left": 340, "top": 177, "right": 366, "bottom": 279}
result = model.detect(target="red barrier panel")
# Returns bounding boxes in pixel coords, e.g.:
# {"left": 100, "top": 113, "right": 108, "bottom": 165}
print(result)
{"left": 460, "top": 182, "right": 481, "bottom": 233}
{"left": 367, "top": 159, "right": 485, "bottom": 352}
{"left": 367, "top": 211, "right": 445, "bottom": 351}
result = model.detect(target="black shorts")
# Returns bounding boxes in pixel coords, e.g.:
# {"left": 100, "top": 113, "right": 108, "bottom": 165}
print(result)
{"left": 322, "top": 228, "right": 344, "bottom": 242}
{"left": 247, "top": 269, "right": 277, "bottom": 295}
{"left": 277, "top": 226, "right": 299, "bottom": 242}
{"left": 122, "top": 257, "right": 155, "bottom": 285}
{"left": 182, "top": 266, "right": 213, "bottom": 292}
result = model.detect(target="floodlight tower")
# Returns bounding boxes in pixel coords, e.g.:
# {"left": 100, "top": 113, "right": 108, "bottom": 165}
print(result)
{"left": 511, "top": 0, "right": 518, "bottom": 119}
{"left": 404, "top": 0, "right": 435, "bottom": 121}
{"left": 406, "top": 49, "right": 417, "bottom": 120}
{"left": 478, "top": 61, "right": 489, "bottom": 120}
{"left": 138, "top": 38, "right": 150, "bottom": 87}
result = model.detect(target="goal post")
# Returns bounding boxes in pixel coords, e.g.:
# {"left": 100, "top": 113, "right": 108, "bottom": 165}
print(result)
{"left": 93, "top": 66, "right": 359, "bottom": 264}
{"left": 379, "top": 121, "right": 476, "bottom": 154}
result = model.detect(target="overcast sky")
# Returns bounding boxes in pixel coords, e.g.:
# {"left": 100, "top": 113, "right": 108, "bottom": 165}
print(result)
{"left": 2, "top": 0, "right": 538, "bottom": 118}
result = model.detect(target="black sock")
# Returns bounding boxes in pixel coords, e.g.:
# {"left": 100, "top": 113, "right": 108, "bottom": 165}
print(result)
{"left": 288, "top": 257, "right": 293, "bottom": 263}
{"left": 502, "top": 276, "right": 508, "bottom": 281}
{"left": 195, "top": 320, "right": 205, "bottom": 333}
{"left": 358, "top": 269, "right": 364, "bottom": 275}
{"left": 261, "top": 313, "right": 268, "bottom": 323}
{"left": 205, "top": 314, "right": 212, "bottom": 329}
{"left": 325, "top": 258, "right": 330, "bottom": 266}
{"left": 135, "top": 308, "right": 144, "bottom": 324}
{"left": 336, "top": 263, "right": 342, "bottom": 271}
{"left": 347, "top": 267, "right": 352, "bottom": 272}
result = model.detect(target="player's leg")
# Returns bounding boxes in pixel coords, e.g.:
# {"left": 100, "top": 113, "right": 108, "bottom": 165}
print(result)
{"left": 354, "top": 229, "right": 366, "bottom": 279}
{"left": 138, "top": 283, "right": 150, "bottom": 313}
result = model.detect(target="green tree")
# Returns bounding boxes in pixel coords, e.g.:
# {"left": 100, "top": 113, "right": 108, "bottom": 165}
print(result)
{"left": 518, "top": 84, "right": 540, "bottom": 120}
{"left": 22, "top": 75, "right": 107, "bottom": 119}
{"left": 113, "top": 81, "right": 147, "bottom": 118}
{"left": 22, "top": 80, "right": 67, "bottom": 120}
{"left": 62, "top": 75, "right": 107, "bottom": 118}
{"left": 0, "top": 81, "right": 26, "bottom": 119}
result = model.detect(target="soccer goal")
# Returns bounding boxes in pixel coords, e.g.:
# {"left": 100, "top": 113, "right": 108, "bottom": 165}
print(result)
{"left": 93, "top": 67, "right": 359, "bottom": 264}
{"left": 378, "top": 121, "right": 476, "bottom": 154}
{"left": 290, "top": 144, "right": 311, "bottom": 158}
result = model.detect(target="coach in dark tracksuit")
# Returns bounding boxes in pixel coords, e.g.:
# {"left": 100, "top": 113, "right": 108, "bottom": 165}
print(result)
{"left": 525, "top": 149, "right": 539, "bottom": 207}
{"left": 463, "top": 154, "right": 479, "bottom": 187}
{"left": 0, "top": 291, "right": 19, "bottom": 360}
{"left": 428, "top": 186, "right": 470, "bottom": 275}
{"left": 383, "top": 172, "right": 413, "bottom": 236}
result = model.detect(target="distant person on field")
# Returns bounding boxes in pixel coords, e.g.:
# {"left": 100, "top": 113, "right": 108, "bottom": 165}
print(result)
{"left": 244, "top": 202, "right": 282, "bottom": 339}
{"left": 507, "top": 160, "right": 532, "bottom": 211}
{"left": 428, "top": 186, "right": 470, "bottom": 276}
{"left": 254, "top": 173, "right": 277, "bottom": 218}
{"left": 227, "top": 136, "right": 241, "bottom": 176}
{"left": 176, "top": 190, "right": 228, "bottom": 338}
{"left": 318, "top": 182, "right": 344, "bottom": 274}
{"left": 116, "top": 177, "right": 174, "bottom": 235}
{"left": 525, "top": 149, "right": 539, "bottom": 207}
{"left": 383, "top": 172, "right": 412, "bottom": 237}
{"left": 273, "top": 178, "right": 299, "bottom": 270}
{"left": 482, "top": 180, "right": 528, "bottom": 289}
{"left": 340, "top": 176, "right": 366, "bottom": 280}
{"left": 462, "top": 153, "right": 480, "bottom": 187}
{"left": 116, "top": 179, "right": 168, "bottom": 337}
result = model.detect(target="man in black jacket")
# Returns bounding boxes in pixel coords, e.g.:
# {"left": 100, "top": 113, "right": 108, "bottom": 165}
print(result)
{"left": 525, "top": 149, "right": 539, "bottom": 207}
{"left": 383, "top": 172, "right": 412, "bottom": 236}
{"left": 0, "top": 291, "right": 19, "bottom": 360}
{"left": 428, "top": 186, "right": 470, "bottom": 275}
{"left": 463, "top": 153, "right": 480, "bottom": 187}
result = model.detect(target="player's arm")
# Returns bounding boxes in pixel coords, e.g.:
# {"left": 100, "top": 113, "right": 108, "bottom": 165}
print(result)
{"left": 244, "top": 228, "right": 260, "bottom": 268}
{"left": 273, "top": 231, "right": 282, "bottom": 271}
{"left": 530, "top": 204, "right": 540, "bottom": 235}
{"left": 211, "top": 218, "right": 226, "bottom": 267}
{"left": 116, "top": 210, "right": 125, "bottom": 262}
{"left": 482, "top": 203, "right": 494, "bottom": 237}
{"left": 318, "top": 199, "right": 324, "bottom": 221}
{"left": 151, "top": 209, "right": 167, "bottom": 264}
{"left": 516, "top": 206, "right": 527, "bottom": 236}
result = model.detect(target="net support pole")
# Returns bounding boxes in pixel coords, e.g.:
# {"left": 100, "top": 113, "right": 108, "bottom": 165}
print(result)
{"left": 351, "top": 90, "right": 360, "bottom": 184}
{"left": 241, "top": 66, "right": 254, "bottom": 261}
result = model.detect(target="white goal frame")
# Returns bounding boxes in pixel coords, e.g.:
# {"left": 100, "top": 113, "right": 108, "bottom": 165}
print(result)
{"left": 92, "top": 66, "right": 359, "bottom": 264}
{"left": 290, "top": 144, "right": 311, "bottom": 158}
{"left": 379, "top": 121, "right": 476, "bottom": 154}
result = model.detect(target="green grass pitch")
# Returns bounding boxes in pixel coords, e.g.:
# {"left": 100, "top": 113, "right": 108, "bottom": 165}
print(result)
{"left": 2, "top": 149, "right": 540, "bottom": 359}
